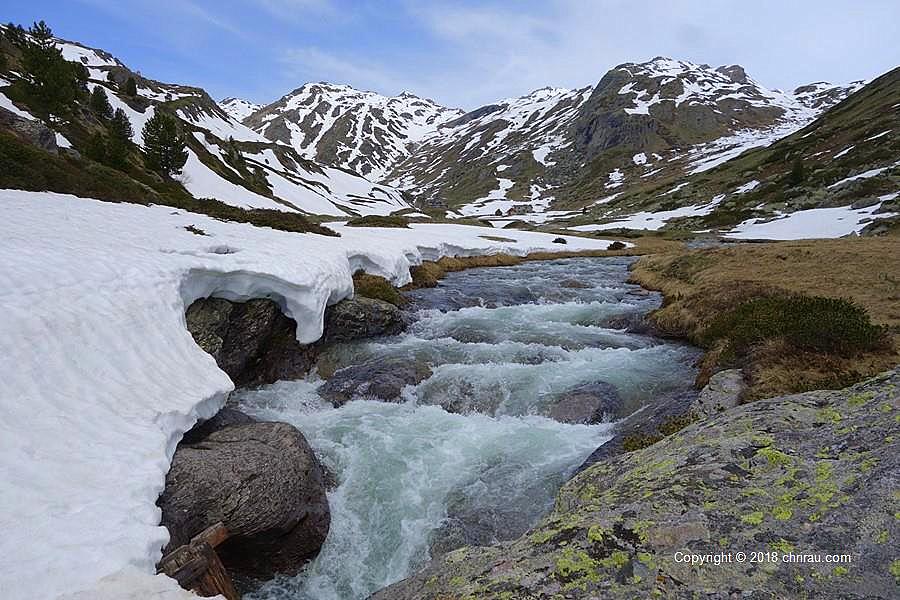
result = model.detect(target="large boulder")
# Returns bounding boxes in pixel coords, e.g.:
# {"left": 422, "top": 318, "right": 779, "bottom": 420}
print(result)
{"left": 373, "top": 370, "right": 900, "bottom": 600}
{"left": 186, "top": 298, "right": 317, "bottom": 388}
{"left": 544, "top": 381, "right": 623, "bottom": 424}
{"left": 158, "top": 415, "right": 330, "bottom": 584}
{"left": 692, "top": 368, "right": 746, "bottom": 418}
{"left": 323, "top": 296, "right": 405, "bottom": 342}
{"left": 185, "top": 295, "right": 405, "bottom": 388}
{"left": 318, "top": 357, "right": 432, "bottom": 407}
{"left": 0, "top": 106, "right": 58, "bottom": 153}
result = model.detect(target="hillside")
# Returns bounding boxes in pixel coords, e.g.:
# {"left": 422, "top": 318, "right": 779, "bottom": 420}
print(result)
{"left": 0, "top": 25, "right": 411, "bottom": 219}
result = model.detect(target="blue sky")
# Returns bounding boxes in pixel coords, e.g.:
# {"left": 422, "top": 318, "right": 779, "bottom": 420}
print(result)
{"left": 6, "top": 0, "right": 900, "bottom": 109}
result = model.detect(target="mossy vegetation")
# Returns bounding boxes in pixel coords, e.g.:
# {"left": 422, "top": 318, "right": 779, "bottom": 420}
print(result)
{"left": 352, "top": 271, "right": 404, "bottom": 306}
{"left": 703, "top": 294, "right": 888, "bottom": 357}
{"left": 345, "top": 214, "right": 411, "bottom": 228}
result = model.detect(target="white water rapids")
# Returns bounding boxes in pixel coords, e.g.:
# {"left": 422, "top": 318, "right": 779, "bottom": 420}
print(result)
{"left": 234, "top": 256, "right": 699, "bottom": 599}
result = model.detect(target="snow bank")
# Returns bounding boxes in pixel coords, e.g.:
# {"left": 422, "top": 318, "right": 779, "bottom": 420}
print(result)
{"left": 0, "top": 189, "right": 618, "bottom": 600}
{"left": 725, "top": 201, "right": 897, "bottom": 240}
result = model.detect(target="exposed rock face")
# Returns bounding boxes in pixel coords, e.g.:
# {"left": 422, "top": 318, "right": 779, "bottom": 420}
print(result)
{"left": 577, "top": 390, "right": 695, "bottom": 470}
{"left": 693, "top": 368, "right": 746, "bottom": 417}
{"left": 158, "top": 415, "right": 330, "bottom": 583}
{"left": 186, "top": 297, "right": 317, "bottom": 388}
{"left": 323, "top": 296, "right": 405, "bottom": 343}
{"left": 545, "top": 381, "right": 623, "bottom": 424}
{"left": 185, "top": 295, "right": 404, "bottom": 388}
{"left": 373, "top": 370, "right": 900, "bottom": 600}
{"left": 318, "top": 357, "right": 432, "bottom": 406}
{"left": 0, "top": 107, "right": 58, "bottom": 153}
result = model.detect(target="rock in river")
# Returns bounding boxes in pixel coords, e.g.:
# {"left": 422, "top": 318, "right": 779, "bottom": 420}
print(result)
{"left": 158, "top": 413, "right": 330, "bottom": 584}
{"left": 318, "top": 357, "right": 432, "bottom": 406}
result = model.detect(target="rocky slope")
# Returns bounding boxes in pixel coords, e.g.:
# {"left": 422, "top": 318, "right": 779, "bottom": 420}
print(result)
{"left": 244, "top": 83, "right": 463, "bottom": 181}
{"left": 237, "top": 57, "right": 868, "bottom": 226}
{"left": 375, "top": 369, "right": 900, "bottom": 599}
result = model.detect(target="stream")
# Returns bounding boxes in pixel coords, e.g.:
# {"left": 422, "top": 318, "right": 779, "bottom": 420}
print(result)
{"left": 233, "top": 256, "right": 700, "bottom": 600}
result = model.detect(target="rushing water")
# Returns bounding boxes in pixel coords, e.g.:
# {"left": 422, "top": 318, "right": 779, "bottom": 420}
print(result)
{"left": 234, "top": 256, "right": 699, "bottom": 600}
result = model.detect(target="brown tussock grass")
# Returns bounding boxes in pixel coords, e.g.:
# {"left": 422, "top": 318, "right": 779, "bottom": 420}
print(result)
{"left": 630, "top": 236, "right": 900, "bottom": 398}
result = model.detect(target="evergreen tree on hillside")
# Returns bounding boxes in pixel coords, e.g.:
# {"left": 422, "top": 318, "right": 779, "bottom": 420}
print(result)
{"left": 787, "top": 158, "right": 806, "bottom": 186}
{"left": 84, "top": 132, "right": 107, "bottom": 163}
{"left": 106, "top": 108, "right": 133, "bottom": 169}
{"left": 142, "top": 112, "right": 188, "bottom": 176}
{"left": 89, "top": 86, "right": 113, "bottom": 119}
{"left": 123, "top": 75, "right": 137, "bottom": 97}
{"left": 19, "top": 20, "right": 86, "bottom": 117}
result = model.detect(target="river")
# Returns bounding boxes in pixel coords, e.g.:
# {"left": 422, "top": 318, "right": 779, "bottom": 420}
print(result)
{"left": 233, "top": 256, "right": 699, "bottom": 599}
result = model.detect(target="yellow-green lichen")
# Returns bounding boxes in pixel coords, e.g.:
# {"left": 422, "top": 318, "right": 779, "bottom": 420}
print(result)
{"left": 741, "top": 511, "right": 765, "bottom": 526}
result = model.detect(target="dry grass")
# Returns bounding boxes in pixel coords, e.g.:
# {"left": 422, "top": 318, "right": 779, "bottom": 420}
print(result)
{"left": 630, "top": 237, "right": 900, "bottom": 399}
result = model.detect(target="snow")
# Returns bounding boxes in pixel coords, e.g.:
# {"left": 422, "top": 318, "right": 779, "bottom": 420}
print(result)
{"left": 88, "top": 83, "right": 155, "bottom": 146}
{"left": 57, "top": 41, "right": 120, "bottom": 67}
{"left": 181, "top": 149, "right": 297, "bottom": 211}
{"left": 726, "top": 202, "right": 896, "bottom": 240}
{"left": 827, "top": 162, "right": 899, "bottom": 188}
{"left": 833, "top": 145, "right": 855, "bottom": 159}
{"left": 178, "top": 109, "right": 267, "bottom": 143}
{"left": 0, "top": 90, "right": 36, "bottom": 120}
{"left": 632, "top": 152, "right": 647, "bottom": 165}
{"left": 606, "top": 168, "right": 625, "bottom": 188}
{"left": 660, "top": 181, "right": 690, "bottom": 196}
{"left": 734, "top": 180, "right": 760, "bottom": 194}
{"left": 55, "top": 132, "right": 73, "bottom": 148}
{"left": 569, "top": 203, "right": 715, "bottom": 232}
{"left": 219, "top": 98, "right": 263, "bottom": 122}
{"left": 592, "top": 192, "right": 622, "bottom": 206}
{"left": 0, "top": 189, "right": 622, "bottom": 599}
{"left": 864, "top": 130, "right": 891, "bottom": 142}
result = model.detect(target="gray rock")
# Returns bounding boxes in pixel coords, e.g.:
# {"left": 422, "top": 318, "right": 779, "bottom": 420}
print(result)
{"left": 323, "top": 296, "right": 405, "bottom": 342}
{"left": 318, "top": 357, "right": 432, "bottom": 406}
{"left": 0, "top": 106, "right": 58, "bottom": 153}
{"left": 693, "top": 368, "right": 745, "bottom": 417}
{"left": 375, "top": 369, "right": 900, "bottom": 600}
{"left": 545, "top": 381, "right": 623, "bottom": 424}
{"left": 158, "top": 421, "right": 330, "bottom": 583}
{"left": 186, "top": 297, "right": 318, "bottom": 388}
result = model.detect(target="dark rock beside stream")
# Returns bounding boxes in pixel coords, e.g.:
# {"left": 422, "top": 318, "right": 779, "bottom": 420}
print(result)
{"left": 158, "top": 411, "right": 330, "bottom": 585}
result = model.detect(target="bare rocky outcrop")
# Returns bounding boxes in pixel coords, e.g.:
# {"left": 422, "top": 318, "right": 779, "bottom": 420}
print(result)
{"left": 374, "top": 369, "right": 900, "bottom": 600}
{"left": 0, "top": 106, "right": 58, "bottom": 153}
{"left": 158, "top": 413, "right": 330, "bottom": 586}
{"left": 692, "top": 368, "right": 746, "bottom": 417}
{"left": 185, "top": 294, "right": 404, "bottom": 388}
{"left": 544, "top": 381, "right": 623, "bottom": 424}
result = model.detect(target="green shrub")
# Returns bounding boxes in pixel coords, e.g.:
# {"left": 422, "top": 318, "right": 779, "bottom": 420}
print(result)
{"left": 345, "top": 214, "right": 410, "bottom": 228}
{"left": 352, "top": 271, "right": 404, "bottom": 306}
{"left": 703, "top": 294, "right": 887, "bottom": 357}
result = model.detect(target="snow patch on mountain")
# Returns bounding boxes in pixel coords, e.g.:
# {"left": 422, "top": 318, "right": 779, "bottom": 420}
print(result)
{"left": 219, "top": 97, "right": 263, "bottom": 122}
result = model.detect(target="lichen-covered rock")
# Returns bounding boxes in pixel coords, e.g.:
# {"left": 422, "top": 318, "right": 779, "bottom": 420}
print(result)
{"left": 693, "top": 368, "right": 746, "bottom": 418}
{"left": 318, "top": 357, "right": 432, "bottom": 406}
{"left": 374, "top": 370, "right": 900, "bottom": 600}
{"left": 158, "top": 419, "right": 330, "bottom": 583}
{"left": 0, "top": 107, "right": 58, "bottom": 153}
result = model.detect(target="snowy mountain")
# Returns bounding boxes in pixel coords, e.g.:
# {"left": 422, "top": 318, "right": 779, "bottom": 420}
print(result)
{"left": 219, "top": 97, "right": 263, "bottom": 121}
{"left": 0, "top": 30, "right": 412, "bottom": 218}
{"left": 245, "top": 83, "right": 464, "bottom": 180}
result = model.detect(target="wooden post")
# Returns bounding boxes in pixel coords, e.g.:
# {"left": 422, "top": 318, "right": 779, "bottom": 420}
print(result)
{"left": 158, "top": 522, "right": 239, "bottom": 600}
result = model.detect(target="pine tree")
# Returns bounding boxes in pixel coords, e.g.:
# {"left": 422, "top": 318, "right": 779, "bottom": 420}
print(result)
{"left": 142, "top": 112, "right": 188, "bottom": 176}
{"left": 105, "top": 108, "right": 133, "bottom": 169}
{"left": 84, "top": 132, "right": 107, "bottom": 163}
{"left": 123, "top": 75, "right": 137, "bottom": 97}
{"left": 19, "top": 20, "right": 85, "bottom": 116}
{"left": 787, "top": 158, "right": 806, "bottom": 186}
{"left": 109, "top": 108, "right": 133, "bottom": 141}
{"left": 90, "top": 86, "right": 113, "bottom": 119}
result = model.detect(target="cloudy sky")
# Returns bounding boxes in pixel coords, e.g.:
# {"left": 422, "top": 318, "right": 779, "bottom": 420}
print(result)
{"left": 8, "top": 0, "right": 900, "bottom": 109}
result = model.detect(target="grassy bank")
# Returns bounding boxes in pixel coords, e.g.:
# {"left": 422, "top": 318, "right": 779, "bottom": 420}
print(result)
{"left": 630, "top": 237, "right": 900, "bottom": 399}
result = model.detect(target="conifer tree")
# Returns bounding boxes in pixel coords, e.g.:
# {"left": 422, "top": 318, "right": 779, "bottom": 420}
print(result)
{"left": 89, "top": 86, "right": 113, "bottom": 119}
{"left": 84, "top": 132, "right": 107, "bottom": 163}
{"left": 106, "top": 108, "right": 133, "bottom": 169}
{"left": 142, "top": 112, "right": 188, "bottom": 176}
{"left": 123, "top": 75, "right": 137, "bottom": 97}
{"left": 19, "top": 21, "right": 85, "bottom": 116}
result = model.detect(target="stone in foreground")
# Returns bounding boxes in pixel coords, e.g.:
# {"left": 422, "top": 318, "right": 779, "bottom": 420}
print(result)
{"left": 373, "top": 370, "right": 900, "bottom": 599}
